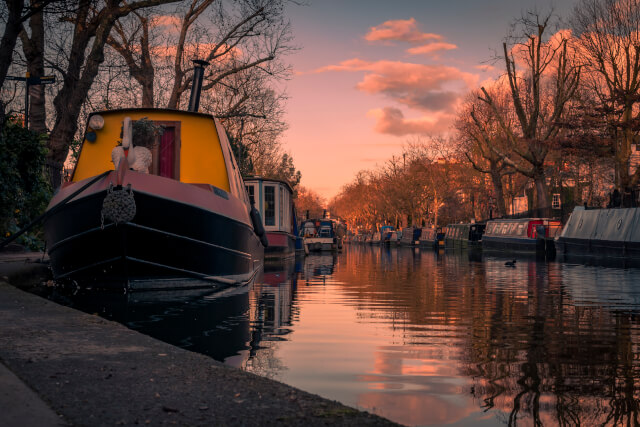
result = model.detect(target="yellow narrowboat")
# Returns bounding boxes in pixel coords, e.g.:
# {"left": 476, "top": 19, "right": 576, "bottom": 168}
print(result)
{"left": 44, "top": 105, "right": 266, "bottom": 290}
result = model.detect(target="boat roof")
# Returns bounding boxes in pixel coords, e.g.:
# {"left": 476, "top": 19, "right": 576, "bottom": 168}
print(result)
{"left": 243, "top": 176, "right": 294, "bottom": 193}
{"left": 89, "top": 107, "right": 215, "bottom": 120}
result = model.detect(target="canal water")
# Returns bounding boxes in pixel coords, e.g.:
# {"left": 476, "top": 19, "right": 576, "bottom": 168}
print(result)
{"left": 53, "top": 245, "right": 640, "bottom": 426}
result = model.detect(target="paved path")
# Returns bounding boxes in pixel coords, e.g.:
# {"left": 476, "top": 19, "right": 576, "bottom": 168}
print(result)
{"left": 0, "top": 255, "right": 398, "bottom": 426}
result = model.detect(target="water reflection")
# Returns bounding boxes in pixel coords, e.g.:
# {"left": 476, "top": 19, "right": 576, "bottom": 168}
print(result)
{"left": 48, "top": 246, "right": 640, "bottom": 426}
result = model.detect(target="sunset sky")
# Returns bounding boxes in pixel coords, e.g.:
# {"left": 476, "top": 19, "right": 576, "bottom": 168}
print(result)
{"left": 280, "top": 0, "right": 575, "bottom": 200}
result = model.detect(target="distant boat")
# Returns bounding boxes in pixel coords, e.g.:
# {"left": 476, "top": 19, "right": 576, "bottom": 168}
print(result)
{"left": 44, "top": 109, "right": 265, "bottom": 290}
{"left": 482, "top": 218, "right": 560, "bottom": 254}
{"left": 556, "top": 207, "right": 640, "bottom": 261}
{"left": 244, "top": 177, "right": 297, "bottom": 259}
{"left": 419, "top": 227, "right": 445, "bottom": 249}
{"left": 379, "top": 225, "right": 395, "bottom": 245}
{"left": 444, "top": 223, "right": 485, "bottom": 250}
{"left": 300, "top": 218, "right": 343, "bottom": 252}
{"left": 399, "top": 227, "right": 422, "bottom": 246}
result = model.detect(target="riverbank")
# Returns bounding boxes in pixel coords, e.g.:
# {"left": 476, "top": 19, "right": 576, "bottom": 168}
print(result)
{"left": 0, "top": 253, "right": 398, "bottom": 426}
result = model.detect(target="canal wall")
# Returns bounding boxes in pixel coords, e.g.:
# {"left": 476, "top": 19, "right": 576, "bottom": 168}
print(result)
{"left": 0, "top": 254, "right": 397, "bottom": 426}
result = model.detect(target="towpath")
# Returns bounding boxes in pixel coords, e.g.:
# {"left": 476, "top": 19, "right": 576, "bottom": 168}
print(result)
{"left": 0, "top": 252, "right": 398, "bottom": 426}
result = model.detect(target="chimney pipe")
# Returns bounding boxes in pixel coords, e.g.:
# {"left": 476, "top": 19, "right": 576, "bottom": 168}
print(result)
{"left": 188, "top": 59, "right": 209, "bottom": 112}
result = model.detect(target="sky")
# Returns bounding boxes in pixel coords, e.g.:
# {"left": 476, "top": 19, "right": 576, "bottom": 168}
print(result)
{"left": 279, "top": 0, "right": 576, "bottom": 200}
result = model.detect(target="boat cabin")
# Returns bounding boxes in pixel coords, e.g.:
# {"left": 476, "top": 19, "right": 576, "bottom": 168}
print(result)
{"left": 244, "top": 177, "right": 294, "bottom": 236}
{"left": 484, "top": 218, "right": 562, "bottom": 240}
{"left": 444, "top": 223, "right": 485, "bottom": 249}
{"left": 483, "top": 218, "right": 561, "bottom": 253}
{"left": 400, "top": 227, "right": 422, "bottom": 246}
{"left": 244, "top": 177, "right": 296, "bottom": 257}
{"left": 419, "top": 227, "right": 445, "bottom": 248}
{"left": 71, "top": 109, "right": 248, "bottom": 203}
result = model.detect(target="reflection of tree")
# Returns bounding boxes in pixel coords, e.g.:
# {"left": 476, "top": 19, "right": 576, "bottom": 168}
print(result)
{"left": 334, "top": 247, "right": 640, "bottom": 425}
{"left": 464, "top": 262, "right": 640, "bottom": 426}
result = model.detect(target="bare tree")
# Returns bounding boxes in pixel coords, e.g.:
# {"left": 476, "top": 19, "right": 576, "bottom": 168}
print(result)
{"left": 479, "top": 11, "right": 581, "bottom": 209}
{"left": 105, "top": 0, "right": 295, "bottom": 180}
{"left": 572, "top": 0, "right": 640, "bottom": 195}
{"left": 107, "top": 10, "right": 155, "bottom": 106}
{"left": 456, "top": 88, "right": 514, "bottom": 216}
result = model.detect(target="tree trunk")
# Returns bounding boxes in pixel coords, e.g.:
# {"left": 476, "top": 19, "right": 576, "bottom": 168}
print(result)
{"left": 618, "top": 103, "right": 634, "bottom": 189}
{"left": 533, "top": 171, "right": 550, "bottom": 210}
{"left": 490, "top": 170, "right": 507, "bottom": 216}
{"left": 0, "top": 0, "right": 25, "bottom": 88}
{"left": 22, "top": 2, "right": 47, "bottom": 133}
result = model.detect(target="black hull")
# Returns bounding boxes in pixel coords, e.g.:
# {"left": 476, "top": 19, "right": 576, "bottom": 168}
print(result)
{"left": 45, "top": 187, "right": 263, "bottom": 289}
{"left": 556, "top": 238, "right": 640, "bottom": 260}
{"left": 482, "top": 236, "right": 552, "bottom": 254}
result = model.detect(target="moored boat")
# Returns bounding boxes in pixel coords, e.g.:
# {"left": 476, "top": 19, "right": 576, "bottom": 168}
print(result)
{"left": 482, "top": 218, "right": 560, "bottom": 254}
{"left": 419, "top": 226, "right": 445, "bottom": 249}
{"left": 44, "top": 67, "right": 265, "bottom": 291}
{"left": 379, "top": 225, "right": 395, "bottom": 246}
{"left": 301, "top": 218, "right": 342, "bottom": 252}
{"left": 556, "top": 207, "right": 640, "bottom": 260}
{"left": 244, "top": 177, "right": 296, "bottom": 259}
{"left": 399, "top": 227, "right": 422, "bottom": 246}
{"left": 444, "top": 223, "right": 485, "bottom": 250}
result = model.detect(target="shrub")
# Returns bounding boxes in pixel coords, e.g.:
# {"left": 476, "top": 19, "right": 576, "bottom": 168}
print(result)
{"left": 0, "top": 119, "right": 51, "bottom": 250}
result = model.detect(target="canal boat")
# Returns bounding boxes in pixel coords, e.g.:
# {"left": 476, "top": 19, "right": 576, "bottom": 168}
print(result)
{"left": 380, "top": 225, "right": 395, "bottom": 245}
{"left": 444, "top": 223, "right": 485, "bottom": 249}
{"left": 244, "top": 177, "right": 297, "bottom": 259}
{"left": 419, "top": 227, "right": 445, "bottom": 249}
{"left": 482, "top": 218, "right": 560, "bottom": 254}
{"left": 399, "top": 227, "right": 422, "bottom": 246}
{"left": 390, "top": 229, "right": 402, "bottom": 246}
{"left": 301, "top": 218, "right": 341, "bottom": 252}
{"left": 556, "top": 207, "right": 640, "bottom": 261}
{"left": 44, "top": 66, "right": 265, "bottom": 290}
{"left": 371, "top": 229, "right": 382, "bottom": 245}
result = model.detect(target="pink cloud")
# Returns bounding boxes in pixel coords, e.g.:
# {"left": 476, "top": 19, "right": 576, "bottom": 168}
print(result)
{"left": 365, "top": 18, "right": 443, "bottom": 44}
{"left": 316, "top": 59, "right": 478, "bottom": 112}
{"left": 367, "top": 107, "right": 454, "bottom": 136}
{"left": 474, "top": 64, "right": 496, "bottom": 72}
{"left": 406, "top": 42, "right": 458, "bottom": 56}
{"left": 152, "top": 15, "right": 181, "bottom": 29}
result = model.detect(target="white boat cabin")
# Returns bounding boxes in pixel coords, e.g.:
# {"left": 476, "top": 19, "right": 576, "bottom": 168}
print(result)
{"left": 244, "top": 177, "right": 294, "bottom": 234}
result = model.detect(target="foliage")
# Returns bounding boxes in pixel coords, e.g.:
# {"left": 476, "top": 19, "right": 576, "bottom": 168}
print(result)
{"left": 296, "top": 186, "right": 326, "bottom": 219}
{"left": 0, "top": 118, "right": 51, "bottom": 250}
{"left": 267, "top": 153, "right": 302, "bottom": 193}
{"left": 132, "top": 117, "right": 163, "bottom": 148}
{"left": 229, "top": 134, "right": 255, "bottom": 177}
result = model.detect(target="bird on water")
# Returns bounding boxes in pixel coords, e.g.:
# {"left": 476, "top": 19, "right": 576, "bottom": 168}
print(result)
{"left": 505, "top": 259, "right": 517, "bottom": 267}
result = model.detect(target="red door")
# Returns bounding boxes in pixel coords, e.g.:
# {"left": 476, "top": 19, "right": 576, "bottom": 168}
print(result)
{"left": 159, "top": 127, "right": 175, "bottom": 178}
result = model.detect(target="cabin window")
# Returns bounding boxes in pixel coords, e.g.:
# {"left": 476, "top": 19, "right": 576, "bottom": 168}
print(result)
{"left": 552, "top": 193, "right": 561, "bottom": 209}
{"left": 516, "top": 223, "right": 526, "bottom": 236}
{"left": 500, "top": 223, "right": 509, "bottom": 234}
{"left": 264, "top": 186, "right": 275, "bottom": 226}
{"left": 279, "top": 186, "right": 284, "bottom": 228}
{"left": 245, "top": 185, "right": 255, "bottom": 205}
